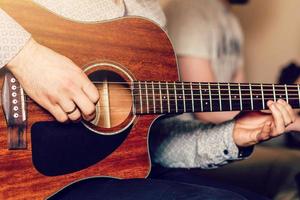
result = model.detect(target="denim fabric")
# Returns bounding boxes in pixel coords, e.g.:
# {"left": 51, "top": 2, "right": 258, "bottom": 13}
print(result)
{"left": 48, "top": 177, "right": 248, "bottom": 200}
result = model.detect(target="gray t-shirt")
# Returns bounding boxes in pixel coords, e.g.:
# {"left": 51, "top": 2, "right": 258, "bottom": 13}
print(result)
{"left": 151, "top": 0, "right": 247, "bottom": 169}
{"left": 165, "top": 0, "right": 244, "bottom": 82}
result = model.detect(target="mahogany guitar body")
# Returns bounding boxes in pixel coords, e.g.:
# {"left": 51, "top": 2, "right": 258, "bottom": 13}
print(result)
{"left": 0, "top": 1, "right": 178, "bottom": 199}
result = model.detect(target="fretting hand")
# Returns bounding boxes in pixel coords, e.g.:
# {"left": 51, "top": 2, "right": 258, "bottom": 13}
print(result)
{"left": 6, "top": 38, "right": 99, "bottom": 122}
{"left": 233, "top": 99, "right": 296, "bottom": 147}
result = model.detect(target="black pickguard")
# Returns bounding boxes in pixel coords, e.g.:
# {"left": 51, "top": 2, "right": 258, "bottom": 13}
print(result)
{"left": 31, "top": 121, "right": 130, "bottom": 176}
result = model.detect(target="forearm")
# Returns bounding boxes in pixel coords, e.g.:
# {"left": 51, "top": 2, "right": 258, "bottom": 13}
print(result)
{"left": 152, "top": 114, "right": 249, "bottom": 169}
{"left": 0, "top": 8, "right": 31, "bottom": 68}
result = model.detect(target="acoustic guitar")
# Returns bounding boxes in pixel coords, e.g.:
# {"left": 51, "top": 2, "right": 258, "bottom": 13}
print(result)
{"left": 0, "top": 1, "right": 300, "bottom": 199}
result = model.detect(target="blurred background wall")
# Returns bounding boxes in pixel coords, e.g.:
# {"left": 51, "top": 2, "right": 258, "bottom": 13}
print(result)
{"left": 160, "top": 0, "right": 300, "bottom": 83}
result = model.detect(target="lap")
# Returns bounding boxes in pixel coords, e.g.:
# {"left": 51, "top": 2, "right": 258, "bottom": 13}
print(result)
{"left": 151, "top": 146, "right": 300, "bottom": 199}
{"left": 48, "top": 177, "right": 250, "bottom": 200}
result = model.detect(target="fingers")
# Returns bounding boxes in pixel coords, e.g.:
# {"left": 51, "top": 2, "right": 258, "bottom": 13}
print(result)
{"left": 47, "top": 104, "right": 68, "bottom": 123}
{"left": 59, "top": 99, "right": 81, "bottom": 121}
{"left": 267, "top": 100, "right": 285, "bottom": 135}
{"left": 82, "top": 76, "right": 100, "bottom": 104}
{"left": 72, "top": 89, "right": 96, "bottom": 121}
{"left": 256, "top": 121, "right": 272, "bottom": 142}
{"left": 267, "top": 100, "right": 296, "bottom": 136}
{"left": 277, "top": 99, "right": 296, "bottom": 124}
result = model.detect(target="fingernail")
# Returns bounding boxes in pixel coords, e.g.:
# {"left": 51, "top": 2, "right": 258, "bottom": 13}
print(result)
{"left": 277, "top": 99, "right": 285, "bottom": 104}
{"left": 267, "top": 101, "right": 274, "bottom": 107}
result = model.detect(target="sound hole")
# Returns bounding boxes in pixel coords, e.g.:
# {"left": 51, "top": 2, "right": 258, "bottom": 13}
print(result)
{"left": 84, "top": 69, "right": 134, "bottom": 135}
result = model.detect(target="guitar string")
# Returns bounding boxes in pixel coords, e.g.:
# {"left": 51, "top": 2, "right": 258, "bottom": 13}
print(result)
{"left": 10, "top": 81, "right": 300, "bottom": 89}
{"left": 21, "top": 93, "right": 300, "bottom": 99}
{"left": 23, "top": 97, "right": 300, "bottom": 103}
{"left": 9, "top": 88, "right": 300, "bottom": 98}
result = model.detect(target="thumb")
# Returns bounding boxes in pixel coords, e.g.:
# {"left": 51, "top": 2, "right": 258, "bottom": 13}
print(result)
{"left": 255, "top": 121, "right": 272, "bottom": 143}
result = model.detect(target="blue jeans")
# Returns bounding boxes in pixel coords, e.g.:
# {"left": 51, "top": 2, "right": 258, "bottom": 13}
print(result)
{"left": 48, "top": 177, "right": 265, "bottom": 200}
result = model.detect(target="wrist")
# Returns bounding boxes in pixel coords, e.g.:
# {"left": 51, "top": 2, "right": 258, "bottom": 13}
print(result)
{"left": 233, "top": 120, "right": 253, "bottom": 147}
{"left": 6, "top": 38, "right": 38, "bottom": 74}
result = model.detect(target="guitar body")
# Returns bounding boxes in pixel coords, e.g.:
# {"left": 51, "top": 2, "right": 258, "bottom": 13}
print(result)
{"left": 0, "top": 1, "right": 178, "bottom": 199}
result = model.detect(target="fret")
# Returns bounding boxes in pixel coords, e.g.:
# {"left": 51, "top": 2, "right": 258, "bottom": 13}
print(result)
{"left": 199, "top": 83, "right": 204, "bottom": 112}
{"left": 238, "top": 83, "right": 243, "bottom": 110}
{"left": 182, "top": 82, "right": 186, "bottom": 112}
{"left": 190, "top": 82, "right": 194, "bottom": 112}
{"left": 168, "top": 82, "right": 176, "bottom": 113}
{"left": 284, "top": 84, "right": 289, "bottom": 104}
{"left": 174, "top": 82, "right": 178, "bottom": 113}
{"left": 166, "top": 82, "right": 170, "bottom": 113}
{"left": 176, "top": 82, "right": 184, "bottom": 112}
{"left": 240, "top": 84, "right": 251, "bottom": 111}
{"left": 201, "top": 84, "right": 211, "bottom": 111}
{"left": 274, "top": 84, "right": 286, "bottom": 100}
{"left": 298, "top": 85, "right": 300, "bottom": 107}
{"left": 228, "top": 83, "right": 232, "bottom": 111}
{"left": 144, "top": 81, "right": 149, "bottom": 113}
{"left": 261, "top": 83, "right": 265, "bottom": 109}
{"left": 161, "top": 82, "right": 169, "bottom": 113}
{"left": 286, "top": 85, "right": 299, "bottom": 109}
{"left": 138, "top": 81, "right": 143, "bottom": 114}
{"left": 151, "top": 81, "right": 156, "bottom": 114}
{"left": 272, "top": 84, "right": 276, "bottom": 102}
{"left": 208, "top": 83, "right": 212, "bottom": 111}
{"left": 209, "top": 83, "right": 221, "bottom": 111}
{"left": 217, "top": 83, "right": 222, "bottom": 111}
{"left": 158, "top": 81, "right": 163, "bottom": 113}
{"left": 249, "top": 84, "right": 261, "bottom": 110}
{"left": 183, "top": 82, "right": 193, "bottom": 112}
{"left": 249, "top": 83, "right": 253, "bottom": 110}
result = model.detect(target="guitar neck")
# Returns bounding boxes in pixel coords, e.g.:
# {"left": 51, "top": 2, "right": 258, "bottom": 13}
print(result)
{"left": 132, "top": 81, "right": 300, "bottom": 114}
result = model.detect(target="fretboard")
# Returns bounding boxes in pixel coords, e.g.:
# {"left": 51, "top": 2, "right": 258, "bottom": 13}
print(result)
{"left": 132, "top": 81, "right": 300, "bottom": 115}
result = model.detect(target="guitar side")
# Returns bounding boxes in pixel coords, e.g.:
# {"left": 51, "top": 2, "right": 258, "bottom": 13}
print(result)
{"left": 0, "top": 1, "right": 178, "bottom": 199}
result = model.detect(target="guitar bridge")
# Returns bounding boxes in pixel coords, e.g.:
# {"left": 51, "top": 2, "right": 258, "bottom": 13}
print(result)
{"left": 2, "top": 72, "right": 27, "bottom": 149}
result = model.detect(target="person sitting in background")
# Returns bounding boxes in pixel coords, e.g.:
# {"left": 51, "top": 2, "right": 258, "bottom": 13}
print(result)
{"left": 0, "top": 0, "right": 298, "bottom": 199}
{"left": 150, "top": 0, "right": 300, "bottom": 199}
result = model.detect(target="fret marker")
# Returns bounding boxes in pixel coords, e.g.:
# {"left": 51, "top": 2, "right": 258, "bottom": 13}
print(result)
{"left": 208, "top": 83, "right": 212, "bottom": 111}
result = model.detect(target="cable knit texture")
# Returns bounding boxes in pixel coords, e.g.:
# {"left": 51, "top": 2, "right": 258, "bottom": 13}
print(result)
{"left": 0, "top": 9, "right": 31, "bottom": 68}
{"left": 0, "top": 0, "right": 166, "bottom": 68}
